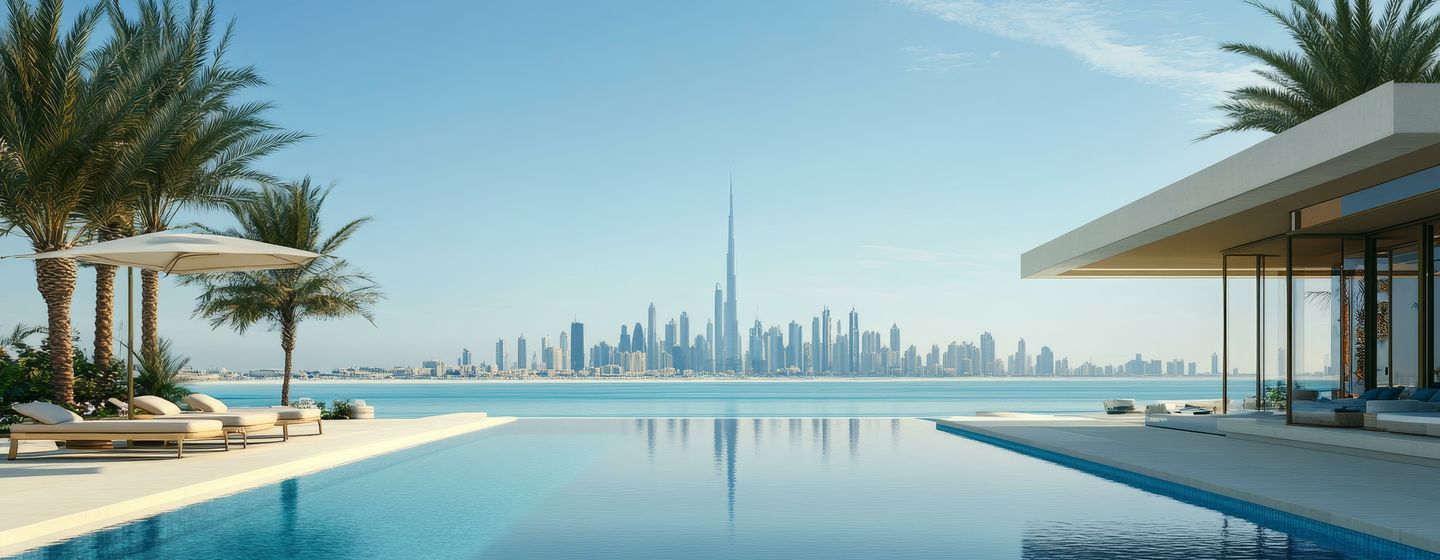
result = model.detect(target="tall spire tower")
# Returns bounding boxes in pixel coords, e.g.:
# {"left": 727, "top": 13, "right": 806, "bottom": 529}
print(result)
{"left": 724, "top": 178, "right": 740, "bottom": 372}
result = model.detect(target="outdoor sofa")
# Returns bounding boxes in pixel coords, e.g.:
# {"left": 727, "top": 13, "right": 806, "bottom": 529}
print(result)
{"left": 182, "top": 394, "right": 324, "bottom": 440}
{"left": 6, "top": 402, "right": 228, "bottom": 459}
{"left": 1374, "top": 412, "right": 1440, "bottom": 436}
{"left": 1290, "top": 386, "right": 1410, "bottom": 427}
{"left": 1364, "top": 387, "right": 1440, "bottom": 429}
{"left": 131, "top": 396, "right": 278, "bottom": 448}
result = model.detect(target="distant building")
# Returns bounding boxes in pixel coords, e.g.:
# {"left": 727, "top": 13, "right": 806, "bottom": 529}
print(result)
{"left": 570, "top": 322, "right": 585, "bottom": 371}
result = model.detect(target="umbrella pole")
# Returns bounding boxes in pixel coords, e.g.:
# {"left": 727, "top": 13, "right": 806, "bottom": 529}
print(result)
{"left": 127, "top": 267, "right": 134, "bottom": 420}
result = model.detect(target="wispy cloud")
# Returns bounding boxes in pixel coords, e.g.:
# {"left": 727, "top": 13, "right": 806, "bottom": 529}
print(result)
{"left": 897, "top": 0, "right": 1263, "bottom": 109}
{"left": 902, "top": 46, "right": 979, "bottom": 75}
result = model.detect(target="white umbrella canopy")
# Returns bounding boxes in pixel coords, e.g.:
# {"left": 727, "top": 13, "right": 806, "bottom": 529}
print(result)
{"left": 17, "top": 231, "right": 322, "bottom": 273}
{"left": 11, "top": 231, "right": 323, "bottom": 419}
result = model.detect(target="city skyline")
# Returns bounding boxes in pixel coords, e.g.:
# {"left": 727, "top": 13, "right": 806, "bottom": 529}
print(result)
{"left": 0, "top": 1, "right": 1270, "bottom": 372}
{"left": 415, "top": 191, "right": 1219, "bottom": 379}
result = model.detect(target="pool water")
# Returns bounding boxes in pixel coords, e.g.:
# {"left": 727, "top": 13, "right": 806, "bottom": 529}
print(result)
{"left": 11, "top": 419, "right": 1423, "bottom": 559}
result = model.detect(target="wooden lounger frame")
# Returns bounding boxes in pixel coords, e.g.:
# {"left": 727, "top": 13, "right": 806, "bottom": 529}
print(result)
{"left": 277, "top": 417, "right": 323, "bottom": 441}
{"left": 132, "top": 413, "right": 277, "bottom": 449}
{"left": 7, "top": 428, "right": 230, "bottom": 460}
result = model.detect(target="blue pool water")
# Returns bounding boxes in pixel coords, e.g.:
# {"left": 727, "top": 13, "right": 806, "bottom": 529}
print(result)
{"left": 196, "top": 378, "right": 1228, "bottom": 417}
{"left": 12, "top": 418, "right": 1425, "bottom": 559}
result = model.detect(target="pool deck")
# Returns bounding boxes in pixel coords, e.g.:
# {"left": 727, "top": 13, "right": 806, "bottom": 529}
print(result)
{"left": 0, "top": 412, "right": 514, "bottom": 556}
{"left": 933, "top": 414, "right": 1440, "bottom": 554}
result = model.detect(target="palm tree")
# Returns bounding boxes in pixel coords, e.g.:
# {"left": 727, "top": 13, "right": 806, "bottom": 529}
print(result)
{"left": 190, "top": 179, "right": 381, "bottom": 405}
{"left": 130, "top": 337, "right": 192, "bottom": 404}
{"left": 114, "top": 0, "right": 304, "bottom": 359}
{"left": 77, "top": 0, "right": 180, "bottom": 374}
{"left": 0, "top": 324, "right": 43, "bottom": 362}
{"left": 1205, "top": 0, "right": 1440, "bottom": 139}
{"left": 0, "top": 0, "right": 146, "bottom": 403}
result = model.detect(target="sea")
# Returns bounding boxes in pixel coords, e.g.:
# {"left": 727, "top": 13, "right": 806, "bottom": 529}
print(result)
{"left": 193, "top": 377, "right": 1229, "bottom": 418}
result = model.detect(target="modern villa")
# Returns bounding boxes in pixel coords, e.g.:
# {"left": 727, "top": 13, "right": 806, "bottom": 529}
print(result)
{"left": 1024, "top": 82, "right": 1440, "bottom": 431}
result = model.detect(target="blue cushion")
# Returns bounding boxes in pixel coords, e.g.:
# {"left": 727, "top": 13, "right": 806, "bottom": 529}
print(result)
{"left": 1358, "top": 388, "right": 1386, "bottom": 400}
{"left": 1378, "top": 386, "right": 1406, "bottom": 400}
{"left": 1430, "top": 390, "right": 1440, "bottom": 403}
{"left": 1412, "top": 388, "right": 1439, "bottom": 401}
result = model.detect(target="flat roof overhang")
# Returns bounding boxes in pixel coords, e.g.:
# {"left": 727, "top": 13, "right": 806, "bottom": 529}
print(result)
{"left": 1022, "top": 83, "right": 1440, "bottom": 278}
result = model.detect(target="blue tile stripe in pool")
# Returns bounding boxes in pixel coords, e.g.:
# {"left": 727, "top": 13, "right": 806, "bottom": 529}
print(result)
{"left": 935, "top": 423, "right": 1440, "bottom": 560}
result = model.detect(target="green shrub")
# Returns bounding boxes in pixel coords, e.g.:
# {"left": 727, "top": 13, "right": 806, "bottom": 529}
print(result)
{"left": 322, "top": 399, "right": 353, "bottom": 420}
{"left": 1, "top": 339, "right": 126, "bottom": 430}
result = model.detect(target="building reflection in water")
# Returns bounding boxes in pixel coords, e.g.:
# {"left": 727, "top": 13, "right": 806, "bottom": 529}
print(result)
{"left": 698, "top": 418, "right": 877, "bottom": 527}
{"left": 847, "top": 419, "right": 859, "bottom": 460}
{"left": 710, "top": 419, "right": 739, "bottom": 527}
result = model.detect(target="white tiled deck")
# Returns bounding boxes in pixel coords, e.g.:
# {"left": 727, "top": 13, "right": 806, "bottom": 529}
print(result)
{"left": 0, "top": 413, "right": 514, "bottom": 556}
{"left": 934, "top": 414, "right": 1440, "bottom": 554}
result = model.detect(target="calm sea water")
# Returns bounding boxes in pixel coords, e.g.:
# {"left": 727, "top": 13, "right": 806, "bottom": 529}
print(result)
{"left": 15, "top": 418, "right": 1407, "bottom": 560}
{"left": 195, "top": 378, "right": 1227, "bottom": 418}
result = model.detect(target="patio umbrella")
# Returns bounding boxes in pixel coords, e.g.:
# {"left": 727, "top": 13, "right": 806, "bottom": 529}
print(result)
{"left": 13, "top": 232, "right": 323, "bottom": 418}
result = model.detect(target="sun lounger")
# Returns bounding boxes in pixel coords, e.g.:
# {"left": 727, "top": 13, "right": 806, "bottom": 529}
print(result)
{"left": 7, "top": 402, "right": 227, "bottom": 459}
{"left": 182, "top": 394, "right": 323, "bottom": 441}
{"left": 132, "top": 396, "right": 278, "bottom": 448}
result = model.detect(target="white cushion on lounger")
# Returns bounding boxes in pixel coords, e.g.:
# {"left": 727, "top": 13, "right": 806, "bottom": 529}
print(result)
{"left": 173, "top": 411, "right": 278, "bottom": 428}
{"left": 10, "top": 418, "right": 223, "bottom": 434}
{"left": 183, "top": 393, "right": 227, "bottom": 413}
{"left": 12, "top": 402, "right": 83, "bottom": 425}
{"left": 266, "top": 407, "right": 320, "bottom": 421}
{"left": 133, "top": 395, "right": 183, "bottom": 416}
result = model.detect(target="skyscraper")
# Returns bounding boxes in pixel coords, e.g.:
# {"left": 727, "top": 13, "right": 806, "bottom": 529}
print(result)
{"left": 980, "top": 332, "right": 995, "bottom": 374}
{"left": 821, "top": 307, "right": 832, "bottom": 373}
{"left": 618, "top": 325, "right": 630, "bottom": 353}
{"left": 724, "top": 183, "right": 740, "bottom": 372}
{"left": 1015, "top": 338, "right": 1028, "bottom": 375}
{"left": 517, "top": 335, "right": 527, "bottom": 370}
{"left": 889, "top": 324, "right": 900, "bottom": 354}
{"left": 713, "top": 285, "right": 724, "bottom": 372}
{"left": 633, "top": 322, "right": 645, "bottom": 354}
{"left": 1037, "top": 345, "right": 1053, "bottom": 375}
{"left": 570, "top": 322, "right": 585, "bottom": 371}
{"left": 647, "top": 303, "right": 658, "bottom": 370}
{"left": 494, "top": 339, "right": 505, "bottom": 371}
{"left": 811, "top": 316, "right": 821, "bottom": 373}
{"left": 664, "top": 319, "right": 677, "bottom": 365}
{"left": 679, "top": 312, "right": 690, "bottom": 360}
{"left": 847, "top": 308, "right": 859, "bottom": 373}
{"left": 706, "top": 319, "right": 716, "bottom": 371}
{"left": 559, "top": 331, "right": 569, "bottom": 370}
{"left": 459, "top": 348, "right": 472, "bottom": 367}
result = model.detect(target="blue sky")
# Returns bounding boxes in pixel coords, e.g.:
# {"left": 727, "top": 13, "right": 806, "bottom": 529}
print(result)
{"left": 0, "top": 0, "right": 1288, "bottom": 371}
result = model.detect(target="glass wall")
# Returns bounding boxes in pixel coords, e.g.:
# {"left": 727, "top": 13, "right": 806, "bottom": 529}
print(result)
{"left": 1375, "top": 226, "right": 1422, "bottom": 388}
{"left": 1222, "top": 253, "right": 1287, "bottom": 412}
{"left": 1433, "top": 224, "right": 1440, "bottom": 387}
{"left": 1287, "top": 237, "right": 1367, "bottom": 425}
{"left": 1224, "top": 218, "right": 1440, "bottom": 425}
{"left": 1224, "top": 255, "right": 1260, "bottom": 411}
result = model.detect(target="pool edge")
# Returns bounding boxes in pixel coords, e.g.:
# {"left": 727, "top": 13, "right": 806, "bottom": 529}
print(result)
{"left": 932, "top": 418, "right": 1440, "bottom": 558}
{"left": 0, "top": 414, "right": 516, "bottom": 557}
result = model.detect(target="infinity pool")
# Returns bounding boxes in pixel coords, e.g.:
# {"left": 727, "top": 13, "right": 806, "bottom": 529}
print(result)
{"left": 11, "top": 419, "right": 1428, "bottom": 559}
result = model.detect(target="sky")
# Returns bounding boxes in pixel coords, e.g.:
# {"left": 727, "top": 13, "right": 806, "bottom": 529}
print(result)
{"left": 0, "top": 0, "right": 1290, "bottom": 372}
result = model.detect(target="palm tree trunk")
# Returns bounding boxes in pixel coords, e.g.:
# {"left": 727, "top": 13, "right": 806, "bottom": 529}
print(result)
{"left": 92, "top": 226, "right": 122, "bottom": 374}
{"left": 141, "top": 269, "right": 159, "bottom": 358}
{"left": 280, "top": 317, "right": 295, "bottom": 406}
{"left": 35, "top": 257, "right": 78, "bottom": 403}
